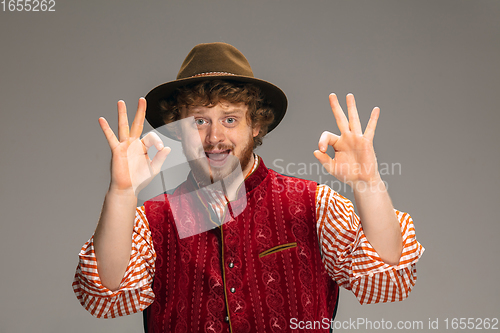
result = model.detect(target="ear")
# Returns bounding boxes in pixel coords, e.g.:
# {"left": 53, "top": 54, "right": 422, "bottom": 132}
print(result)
{"left": 252, "top": 123, "right": 261, "bottom": 138}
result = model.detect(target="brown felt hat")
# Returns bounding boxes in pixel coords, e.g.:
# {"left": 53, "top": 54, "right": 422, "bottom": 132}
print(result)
{"left": 145, "top": 42, "right": 287, "bottom": 136}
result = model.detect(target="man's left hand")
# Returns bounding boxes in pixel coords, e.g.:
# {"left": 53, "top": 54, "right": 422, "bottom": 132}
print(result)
{"left": 314, "top": 93, "right": 382, "bottom": 188}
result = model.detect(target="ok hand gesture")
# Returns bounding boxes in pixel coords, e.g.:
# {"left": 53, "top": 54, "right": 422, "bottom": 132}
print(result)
{"left": 314, "top": 93, "right": 381, "bottom": 188}
{"left": 98, "top": 98, "right": 171, "bottom": 196}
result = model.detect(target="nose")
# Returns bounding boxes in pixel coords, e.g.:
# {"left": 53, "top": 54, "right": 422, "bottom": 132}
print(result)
{"left": 206, "top": 121, "right": 226, "bottom": 145}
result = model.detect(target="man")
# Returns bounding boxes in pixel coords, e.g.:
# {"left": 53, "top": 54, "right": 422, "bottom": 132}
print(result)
{"left": 73, "top": 43, "right": 423, "bottom": 332}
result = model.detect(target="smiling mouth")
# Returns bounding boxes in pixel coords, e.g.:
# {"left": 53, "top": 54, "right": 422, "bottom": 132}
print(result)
{"left": 205, "top": 150, "right": 231, "bottom": 164}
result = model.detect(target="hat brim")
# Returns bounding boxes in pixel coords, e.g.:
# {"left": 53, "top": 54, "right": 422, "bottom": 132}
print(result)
{"left": 145, "top": 75, "right": 287, "bottom": 140}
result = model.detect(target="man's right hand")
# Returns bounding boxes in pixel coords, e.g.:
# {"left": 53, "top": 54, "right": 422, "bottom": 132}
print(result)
{"left": 99, "top": 97, "right": 170, "bottom": 196}
{"left": 93, "top": 98, "right": 170, "bottom": 291}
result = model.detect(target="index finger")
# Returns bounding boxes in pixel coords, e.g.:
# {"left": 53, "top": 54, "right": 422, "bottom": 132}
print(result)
{"left": 318, "top": 131, "right": 340, "bottom": 152}
{"left": 130, "top": 97, "right": 147, "bottom": 139}
{"left": 329, "top": 93, "right": 349, "bottom": 133}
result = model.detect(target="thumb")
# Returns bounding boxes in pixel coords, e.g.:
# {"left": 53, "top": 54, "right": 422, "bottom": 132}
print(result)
{"left": 314, "top": 150, "right": 335, "bottom": 175}
{"left": 151, "top": 146, "right": 171, "bottom": 175}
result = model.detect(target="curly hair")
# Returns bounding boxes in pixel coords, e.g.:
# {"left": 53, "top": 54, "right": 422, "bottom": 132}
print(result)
{"left": 159, "top": 80, "right": 274, "bottom": 148}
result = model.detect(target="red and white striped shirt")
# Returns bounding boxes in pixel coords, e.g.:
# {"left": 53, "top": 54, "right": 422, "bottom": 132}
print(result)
{"left": 72, "top": 158, "right": 424, "bottom": 318}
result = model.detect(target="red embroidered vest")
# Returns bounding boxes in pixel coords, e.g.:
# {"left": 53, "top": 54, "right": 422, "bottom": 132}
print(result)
{"left": 144, "top": 158, "right": 339, "bottom": 333}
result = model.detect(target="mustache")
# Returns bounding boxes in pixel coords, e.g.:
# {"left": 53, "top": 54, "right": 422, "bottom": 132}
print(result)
{"left": 203, "top": 144, "right": 234, "bottom": 153}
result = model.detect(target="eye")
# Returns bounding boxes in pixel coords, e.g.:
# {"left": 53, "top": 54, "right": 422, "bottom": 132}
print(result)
{"left": 226, "top": 117, "right": 236, "bottom": 124}
{"left": 194, "top": 118, "right": 207, "bottom": 126}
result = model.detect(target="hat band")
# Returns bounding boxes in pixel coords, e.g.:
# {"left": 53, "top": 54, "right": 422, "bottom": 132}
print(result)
{"left": 189, "top": 71, "right": 237, "bottom": 78}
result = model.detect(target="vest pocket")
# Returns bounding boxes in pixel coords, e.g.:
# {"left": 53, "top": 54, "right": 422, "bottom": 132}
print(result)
{"left": 258, "top": 242, "right": 297, "bottom": 259}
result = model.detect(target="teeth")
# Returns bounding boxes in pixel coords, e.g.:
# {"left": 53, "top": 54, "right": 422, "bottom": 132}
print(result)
{"left": 206, "top": 150, "right": 230, "bottom": 161}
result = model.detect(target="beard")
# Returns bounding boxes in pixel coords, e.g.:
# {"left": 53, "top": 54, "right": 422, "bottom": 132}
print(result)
{"left": 184, "top": 135, "right": 254, "bottom": 188}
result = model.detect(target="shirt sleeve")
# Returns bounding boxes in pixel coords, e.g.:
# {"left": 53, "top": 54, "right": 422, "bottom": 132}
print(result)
{"left": 315, "top": 184, "right": 424, "bottom": 304}
{"left": 72, "top": 206, "right": 156, "bottom": 318}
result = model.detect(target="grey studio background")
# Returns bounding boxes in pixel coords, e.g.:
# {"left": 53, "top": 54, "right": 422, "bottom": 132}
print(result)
{"left": 1, "top": 1, "right": 499, "bottom": 332}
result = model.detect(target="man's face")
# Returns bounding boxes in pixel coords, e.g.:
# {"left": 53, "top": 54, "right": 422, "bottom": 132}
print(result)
{"left": 179, "top": 100, "right": 260, "bottom": 186}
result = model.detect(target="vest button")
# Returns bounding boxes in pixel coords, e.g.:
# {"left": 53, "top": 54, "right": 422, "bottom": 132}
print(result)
{"left": 224, "top": 316, "right": 229, "bottom": 322}
{"left": 230, "top": 287, "right": 236, "bottom": 293}
{"left": 228, "top": 262, "right": 234, "bottom": 268}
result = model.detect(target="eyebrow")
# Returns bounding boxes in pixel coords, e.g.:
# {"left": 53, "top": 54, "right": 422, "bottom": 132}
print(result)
{"left": 185, "top": 108, "right": 246, "bottom": 116}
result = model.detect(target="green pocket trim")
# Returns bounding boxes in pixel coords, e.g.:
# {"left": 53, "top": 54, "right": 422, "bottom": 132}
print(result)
{"left": 259, "top": 242, "right": 297, "bottom": 259}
